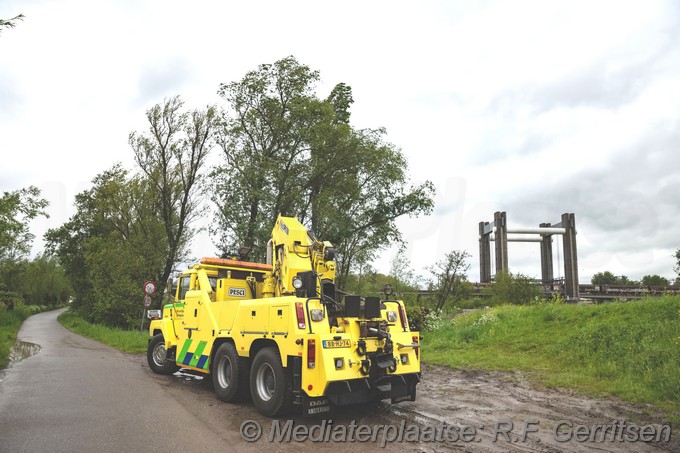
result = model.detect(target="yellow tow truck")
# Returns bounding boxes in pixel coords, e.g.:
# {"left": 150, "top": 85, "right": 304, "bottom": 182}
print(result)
{"left": 147, "top": 215, "right": 420, "bottom": 417}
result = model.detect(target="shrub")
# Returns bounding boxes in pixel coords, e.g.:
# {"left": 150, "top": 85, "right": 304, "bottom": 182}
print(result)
{"left": 0, "top": 290, "right": 22, "bottom": 311}
{"left": 489, "top": 271, "right": 541, "bottom": 305}
{"left": 406, "top": 306, "right": 446, "bottom": 332}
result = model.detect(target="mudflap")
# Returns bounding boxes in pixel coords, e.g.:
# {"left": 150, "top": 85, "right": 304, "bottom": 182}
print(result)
{"left": 303, "top": 395, "right": 333, "bottom": 416}
{"left": 321, "top": 374, "right": 420, "bottom": 411}
{"left": 373, "top": 373, "right": 420, "bottom": 404}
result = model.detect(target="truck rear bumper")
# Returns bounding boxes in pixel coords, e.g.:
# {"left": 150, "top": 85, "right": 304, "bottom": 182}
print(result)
{"left": 302, "top": 373, "right": 420, "bottom": 415}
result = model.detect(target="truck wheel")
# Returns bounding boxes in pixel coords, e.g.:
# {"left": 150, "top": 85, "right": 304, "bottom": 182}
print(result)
{"left": 212, "top": 342, "right": 250, "bottom": 402}
{"left": 250, "top": 347, "right": 294, "bottom": 417}
{"left": 147, "top": 334, "right": 180, "bottom": 375}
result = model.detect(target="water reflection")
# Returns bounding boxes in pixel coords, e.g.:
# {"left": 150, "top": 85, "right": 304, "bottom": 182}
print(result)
{"left": 0, "top": 340, "right": 42, "bottom": 382}
{"left": 8, "top": 341, "right": 42, "bottom": 362}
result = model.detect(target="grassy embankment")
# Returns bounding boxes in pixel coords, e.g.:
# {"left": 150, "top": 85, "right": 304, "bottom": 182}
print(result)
{"left": 423, "top": 295, "right": 680, "bottom": 416}
{"left": 58, "top": 309, "right": 148, "bottom": 353}
{"left": 0, "top": 310, "right": 28, "bottom": 368}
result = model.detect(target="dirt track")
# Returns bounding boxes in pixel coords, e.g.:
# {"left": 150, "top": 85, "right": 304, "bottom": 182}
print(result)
{"left": 379, "top": 364, "right": 679, "bottom": 452}
{"left": 156, "top": 362, "right": 678, "bottom": 452}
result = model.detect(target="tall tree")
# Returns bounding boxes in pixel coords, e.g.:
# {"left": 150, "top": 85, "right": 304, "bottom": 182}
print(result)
{"left": 0, "top": 256, "right": 71, "bottom": 306}
{"left": 428, "top": 250, "right": 471, "bottom": 311}
{"left": 45, "top": 166, "right": 167, "bottom": 327}
{"left": 129, "top": 96, "right": 217, "bottom": 294}
{"left": 0, "top": 186, "right": 48, "bottom": 262}
{"left": 388, "top": 246, "right": 419, "bottom": 296}
{"left": 490, "top": 271, "right": 540, "bottom": 306}
{"left": 591, "top": 271, "right": 634, "bottom": 285}
{"left": 213, "top": 56, "right": 435, "bottom": 287}
{"left": 212, "top": 57, "right": 321, "bottom": 259}
{"left": 641, "top": 274, "right": 669, "bottom": 287}
{"left": 313, "top": 127, "right": 435, "bottom": 287}
{"left": 591, "top": 271, "right": 619, "bottom": 285}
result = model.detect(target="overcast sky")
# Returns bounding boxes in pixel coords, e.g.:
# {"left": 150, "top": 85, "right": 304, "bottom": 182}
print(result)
{"left": 2, "top": 0, "right": 679, "bottom": 283}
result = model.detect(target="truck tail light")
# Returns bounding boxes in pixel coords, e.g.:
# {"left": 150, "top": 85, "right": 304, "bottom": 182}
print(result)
{"left": 399, "top": 304, "right": 408, "bottom": 330}
{"left": 413, "top": 335, "right": 419, "bottom": 359}
{"left": 307, "top": 339, "right": 316, "bottom": 368}
{"left": 296, "top": 302, "right": 306, "bottom": 329}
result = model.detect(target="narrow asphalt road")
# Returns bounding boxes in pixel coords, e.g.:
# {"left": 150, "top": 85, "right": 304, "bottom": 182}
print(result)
{"left": 0, "top": 308, "right": 248, "bottom": 453}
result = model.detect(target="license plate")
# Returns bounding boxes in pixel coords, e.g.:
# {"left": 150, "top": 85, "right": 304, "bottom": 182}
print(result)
{"left": 322, "top": 339, "right": 351, "bottom": 349}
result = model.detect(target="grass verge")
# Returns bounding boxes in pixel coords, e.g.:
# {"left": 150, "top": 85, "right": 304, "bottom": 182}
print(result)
{"left": 423, "top": 295, "right": 680, "bottom": 418}
{"left": 0, "top": 310, "right": 28, "bottom": 368}
{"left": 58, "top": 309, "right": 148, "bottom": 353}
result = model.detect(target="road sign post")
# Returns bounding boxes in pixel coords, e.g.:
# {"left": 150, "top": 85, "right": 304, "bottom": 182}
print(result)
{"left": 140, "top": 282, "right": 156, "bottom": 332}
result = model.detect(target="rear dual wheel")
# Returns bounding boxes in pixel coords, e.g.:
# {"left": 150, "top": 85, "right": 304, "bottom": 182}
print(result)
{"left": 250, "top": 347, "right": 294, "bottom": 417}
{"left": 212, "top": 342, "right": 250, "bottom": 402}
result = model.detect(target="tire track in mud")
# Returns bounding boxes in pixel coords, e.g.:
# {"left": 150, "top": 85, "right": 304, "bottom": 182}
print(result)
{"left": 358, "top": 364, "right": 678, "bottom": 452}
{"left": 152, "top": 362, "right": 677, "bottom": 452}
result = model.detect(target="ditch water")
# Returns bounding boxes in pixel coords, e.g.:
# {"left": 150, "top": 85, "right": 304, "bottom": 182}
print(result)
{"left": 0, "top": 340, "right": 42, "bottom": 382}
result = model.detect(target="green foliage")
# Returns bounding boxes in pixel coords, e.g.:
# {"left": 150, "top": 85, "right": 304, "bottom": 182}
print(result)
{"left": 454, "top": 298, "right": 494, "bottom": 309}
{"left": 0, "top": 185, "right": 48, "bottom": 261}
{"left": 0, "top": 309, "right": 27, "bottom": 368}
{"left": 591, "top": 271, "right": 638, "bottom": 285}
{"left": 641, "top": 274, "right": 670, "bottom": 286}
{"left": 341, "top": 264, "right": 379, "bottom": 297}
{"left": 0, "top": 185, "right": 59, "bottom": 316}
{"left": 488, "top": 271, "right": 540, "bottom": 305}
{"left": 591, "top": 270, "right": 617, "bottom": 285}
{"left": 423, "top": 296, "right": 680, "bottom": 415}
{"left": 130, "top": 96, "right": 217, "bottom": 293}
{"left": 58, "top": 310, "right": 148, "bottom": 353}
{"left": 0, "top": 257, "right": 71, "bottom": 306}
{"left": 341, "top": 248, "right": 423, "bottom": 305}
{"left": 212, "top": 56, "right": 324, "bottom": 261}
{"left": 0, "top": 290, "right": 22, "bottom": 310}
{"left": 212, "top": 56, "right": 434, "bottom": 288}
{"left": 45, "top": 166, "right": 167, "bottom": 328}
{"left": 406, "top": 306, "right": 444, "bottom": 332}
{"left": 427, "top": 250, "right": 471, "bottom": 311}
{"left": 387, "top": 246, "right": 421, "bottom": 300}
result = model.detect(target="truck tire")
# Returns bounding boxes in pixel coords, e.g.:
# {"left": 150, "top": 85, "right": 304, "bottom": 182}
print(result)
{"left": 250, "top": 347, "right": 294, "bottom": 417}
{"left": 212, "top": 342, "right": 250, "bottom": 402}
{"left": 147, "top": 334, "right": 180, "bottom": 375}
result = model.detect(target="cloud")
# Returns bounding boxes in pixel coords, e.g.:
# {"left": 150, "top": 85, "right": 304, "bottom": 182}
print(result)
{"left": 502, "top": 121, "right": 680, "bottom": 278}
{"left": 0, "top": 71, "right": 21, "bottom": 119}
{"left": 134, "top": 58, "right": 194, "bottom": 107}
{"left": 486, "top": 5, "right": 680, "bottom": 117}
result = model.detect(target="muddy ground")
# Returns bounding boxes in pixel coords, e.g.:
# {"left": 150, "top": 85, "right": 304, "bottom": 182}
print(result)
{"left": 395, "top": 364, "right": 678, "bottom": 452}
{"left": 155, "top": 361, "right": 678, "bottom": 452}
